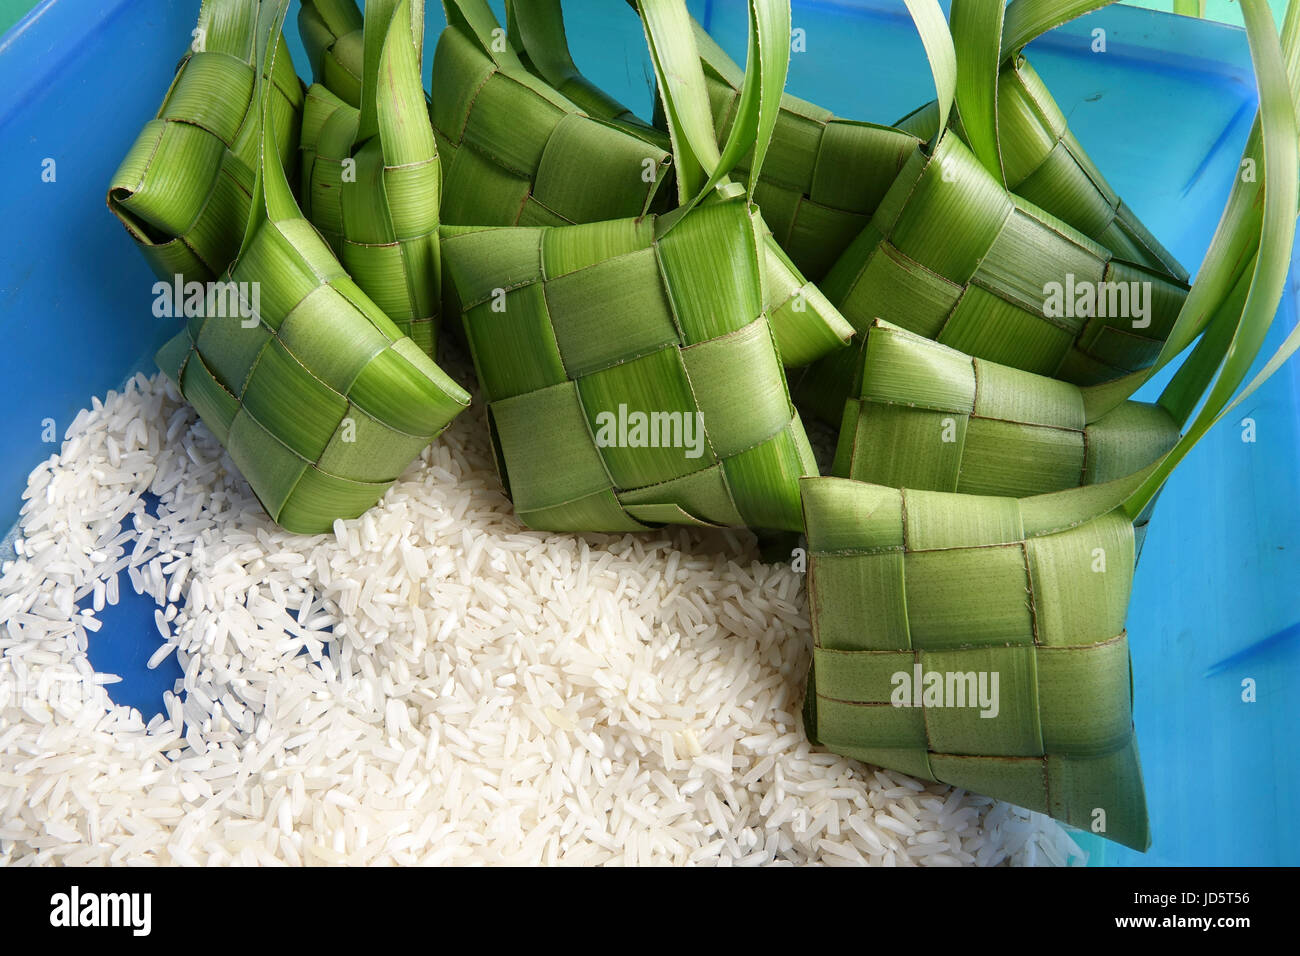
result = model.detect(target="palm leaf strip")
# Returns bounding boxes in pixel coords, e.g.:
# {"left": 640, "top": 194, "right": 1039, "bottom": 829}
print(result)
{"left": 299, "top": 0, "right": 445, "bottom": 356}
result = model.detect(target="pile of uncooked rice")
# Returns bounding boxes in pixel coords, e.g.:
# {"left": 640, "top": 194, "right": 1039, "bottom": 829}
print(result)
{"left": 0, "top": 369, "right": 1086, "bottom": 865}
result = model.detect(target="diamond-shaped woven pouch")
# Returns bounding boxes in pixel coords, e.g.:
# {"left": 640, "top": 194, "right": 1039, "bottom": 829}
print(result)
{"left": 431, "top": 0, "right": 672, "bottom": 228}
{"left": 832, "top": 320, "right": 1180, "bottom": 498}
{"left": 690, "top": 20, "right": 922, "bottom": 284}
{"left": 897, "top": 1, "right": 1187, "bottom": 283}
{"left": 898, "top": 59, "right": 1185, "bottom": 283}
{"left": 440, "top": 0, "right": 821, "bottom": 533}
{"left": 299, "top": 0, "right": 443, "bottom": 356}
{"left": 801, "top": 476, "right": 1150, "bottom": 850}
{"left": 792, "top": 130, "right": 1190, "bottom": 423}
{"left": 155, "top": 0, "right": 470, "bottom": 535}
{"left": 438, "top": 0, "right": 853, "bottom": 369}
{"left": 107, "top": 0, "right": 305, "bottom": 282}
{"left": 442, "top": 197, "right": 816, "bottom": 533}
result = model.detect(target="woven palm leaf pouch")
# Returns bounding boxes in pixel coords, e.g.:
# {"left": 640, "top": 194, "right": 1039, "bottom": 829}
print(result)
{"left": 441, "top": 0, "right": 821, "bottom": 534}
{"left": 829, "top": 0, "right": 1300, "bottom": 509}
{"left": 831, "top": 320, "right": 1181, "bottom": 501}
{"left": 801, "top": 0, "right": 1300, "bottom": 851}
{"left": 896, "top": 0, "right": 1187, "bottom": 282}
{"left": 790, "top": 4, "right": 1194, "bottom": 426}
{"left": 152, "top": 0, "right": 470, "bottom": 535}
{"left": 430, "top": 0, "right": 671, "bottom": 229}
{"left": 680, "top": 14, "right": 926, "bottom": 284}
{"left": 654, "top": 1, "right": 1186, "bottom": 294}
{"left": 446, "top": 0, "right": 854, "bottom": 368}
{"left": 824, "top": 89, "right": 1300, "bottom": 535}
{"left": 107, "top": 0, "right": 305, "bottom": 282}
{"left": 298, "top": 0, "right": 444, "bottom": 356}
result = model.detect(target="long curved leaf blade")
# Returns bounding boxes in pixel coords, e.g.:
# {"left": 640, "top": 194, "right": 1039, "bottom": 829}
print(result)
{"left": 949, "top": 0, "right": 1005, "bottom": 179}
{"left": 1000, "top": 0, "right": 1116, "bottom": 59}
{"left": 636, "top": 0, "right": 724, "bottom": 203}
{"left": 1124, "top": 0, "right": 1299, "bottom": 516}
{"left": 903, "top": 0, "right": 957, "bottom": 148}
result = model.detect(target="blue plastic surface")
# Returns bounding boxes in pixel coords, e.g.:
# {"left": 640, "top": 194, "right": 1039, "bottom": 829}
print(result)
{"left": 1, "top": 0, "right": 1297, "bottom": 866}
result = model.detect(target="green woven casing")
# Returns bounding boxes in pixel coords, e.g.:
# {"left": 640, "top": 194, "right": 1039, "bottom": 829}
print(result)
{"left": 795, "top": 131, "right": 1189, "bottom": 422}
{"left": 108, "top": 0, "right": 305, "bottom": 281}
{"left": 692, "top": 22, "right": 921, "bottom": 283}
{"left": 299, "top": 0, "right": 443, "bottom": 356}
{"left": 156, "top": 226, "right": 469, "bottom": 536}
{"left": 442, "top": 0, "right": 854, "bottom": 368}
{"left": 156, "top": 224, "right": 468, "bottom": 537}
{"left": 897, "top": 56, "right": 1187, "bottom": 283}
{"left": 429, "top": 9, "right": 672, "bottom": 228}
{"left": 801, "top": 476, "right": 1150, "bottom": 850}
{"left": 441, "top": 196, "right": 817, "bottom": 533}
{"left": 833, "top": 321, "right": 1181, "bottom": 496}
{"left": 155, "top": 0, "right": 469, "bottom": 535}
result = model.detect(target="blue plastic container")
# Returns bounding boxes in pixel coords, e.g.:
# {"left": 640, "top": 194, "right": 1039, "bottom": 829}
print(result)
{"left": 1, "top": 0, "right": 1297, "bottom": 866}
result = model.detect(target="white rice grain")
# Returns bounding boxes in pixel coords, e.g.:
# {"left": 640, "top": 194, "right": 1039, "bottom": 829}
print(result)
{"left": 0, "top": 370, "right": 1084, "bottom": 867}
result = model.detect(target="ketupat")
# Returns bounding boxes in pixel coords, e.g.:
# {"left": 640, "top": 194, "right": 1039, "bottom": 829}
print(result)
{"left": 432, "top": 0, "right": 672, "bottom": 228}
{"left": 299, "top": 0, "right": 445, "bottom": 356}
{"left": 492, "top": 0, "right": 856, "bottom": 367}
{"left": 686, "top": 0, "right": 1187, "bottom": 287}
{"left": 686, "top": 16, "right": 924, "bottom": 284}
{"left": 790, "top": 139, "right": 1191, "bottom": 420}
{"left": 788, "top": 2, "right": 1192, "bottom": 428}
{"left": 802, "top": 0, "right": 1300, "bottom": 850}
{"left": 440, "top": 0, "right": 819, "bottom": 533}
{"left": 831, "top": 319, "right": 1180, "bottom": 499}
{"left": 153, "top": 0, "right": 469, "bottom": 535}
{"left": 107, "top": 0, "right": 305, "bottom": 282}
{"left": 670, "top": 1, "right": 1192, "bottom": 409}
{"left": 660, "top": 0, "right": 1190, "bottom": 291}
{"left": 801, "top": 477, "right": 1153, "bottom": 849}
{"left": 896, "top": 0, "right": 1187, "bottom": 282}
